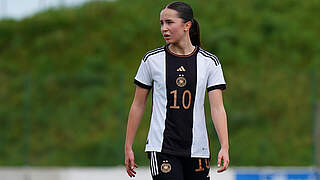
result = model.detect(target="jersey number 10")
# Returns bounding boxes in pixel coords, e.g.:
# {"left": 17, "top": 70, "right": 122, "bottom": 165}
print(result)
{"left": 169, "top": 89, "right": 191, "bottom": 110}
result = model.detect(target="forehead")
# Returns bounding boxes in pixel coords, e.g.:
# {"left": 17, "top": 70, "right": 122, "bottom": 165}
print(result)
{"left": 160, "top": 8, "right": 179, "bottom": 20}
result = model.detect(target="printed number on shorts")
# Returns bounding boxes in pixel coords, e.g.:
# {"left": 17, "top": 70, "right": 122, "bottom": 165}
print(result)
{"left": 195, "top": 159, "right": 210, "bottom": 172}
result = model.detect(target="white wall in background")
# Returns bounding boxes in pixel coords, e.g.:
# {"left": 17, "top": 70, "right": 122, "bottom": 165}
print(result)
{"left": 0, "top": 167, "right": 318, "bottom": 180}
{"left": 0, "top": 167, "right": 234, "bottom": 180}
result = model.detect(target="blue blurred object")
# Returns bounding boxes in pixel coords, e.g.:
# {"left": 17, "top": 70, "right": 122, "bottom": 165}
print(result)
{"left": 235, "top": 168, "right": 319, "bottom": 180}
{"left": 236, "top": 174, "right": 260, "bottom": 180}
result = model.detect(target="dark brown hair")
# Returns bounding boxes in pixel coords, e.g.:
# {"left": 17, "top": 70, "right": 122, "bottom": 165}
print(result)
{"left": 165, "top": 1, "right": 201, "bottom": 47}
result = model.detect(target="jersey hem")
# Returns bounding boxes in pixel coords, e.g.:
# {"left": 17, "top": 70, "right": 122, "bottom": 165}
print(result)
{"left": 145, "top": 149, "right": 210, "bottom": 158}
{"left": 190, "top": 154, "right": 210, "bottom": 158}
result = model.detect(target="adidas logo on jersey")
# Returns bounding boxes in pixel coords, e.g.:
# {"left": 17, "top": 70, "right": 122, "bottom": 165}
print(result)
{"left": 177, "top": 66, "right": 186, "bottom": 72}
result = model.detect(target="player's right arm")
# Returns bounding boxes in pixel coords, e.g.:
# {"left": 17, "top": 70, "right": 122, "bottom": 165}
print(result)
{"left": 125, "top": 85, "right": 150, "bottom": 177}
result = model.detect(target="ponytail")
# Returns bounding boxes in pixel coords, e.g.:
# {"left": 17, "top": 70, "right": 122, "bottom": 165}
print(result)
{"left": 189, "top": 18, "right": 201, "bottom": 47}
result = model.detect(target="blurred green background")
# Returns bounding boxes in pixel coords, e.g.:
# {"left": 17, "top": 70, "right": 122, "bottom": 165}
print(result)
{"left": 0, "top": 0, "right": 319, "bottom": 167}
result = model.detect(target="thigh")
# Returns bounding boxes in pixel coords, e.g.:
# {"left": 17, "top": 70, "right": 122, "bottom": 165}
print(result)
{"left": 183, "top": 157, "right": 210, "bottom": 180}
{"left": 147, "top": 152, "right": 184, "bottom": 180}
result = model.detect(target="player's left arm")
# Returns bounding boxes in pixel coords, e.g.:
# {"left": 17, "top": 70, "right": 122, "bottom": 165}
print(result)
{"left": 208, "top": 89, "right": 229, "bottom": 173}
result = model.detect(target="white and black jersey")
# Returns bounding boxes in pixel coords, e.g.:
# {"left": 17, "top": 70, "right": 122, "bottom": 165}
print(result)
{"left": 134, "top": 45, "right": 226, "bottom": 158}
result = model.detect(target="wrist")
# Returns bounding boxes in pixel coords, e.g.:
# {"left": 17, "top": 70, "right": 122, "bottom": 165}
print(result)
{"left": 125, "top": 145, "right": 133, "bottom": 152}
{"left": 221, "top": 144, "right": 229, "bottom": 150}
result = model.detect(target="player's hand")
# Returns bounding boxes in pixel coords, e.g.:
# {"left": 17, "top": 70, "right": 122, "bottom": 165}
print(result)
{"left": 217, "top": 148, "right": 229, "bottom": 173}
{"left": 125, "top": 149, "right": 139, "bottom": 177}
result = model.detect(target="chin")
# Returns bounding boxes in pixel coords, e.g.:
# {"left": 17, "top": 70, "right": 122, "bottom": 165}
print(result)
{"left": 165, "top": 39, "right": 175, "bottom": 44}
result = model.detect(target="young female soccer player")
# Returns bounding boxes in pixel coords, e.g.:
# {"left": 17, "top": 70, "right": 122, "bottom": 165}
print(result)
{"left": 125, "top": 1, "right": 229, "bottom": 179}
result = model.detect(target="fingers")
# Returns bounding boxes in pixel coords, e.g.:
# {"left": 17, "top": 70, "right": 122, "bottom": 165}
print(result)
{"left": 125, "top": 150, "right": 138, "bottom": 178}
{"left": 217, "top": 166, "right": 226, "bottom": 173}
{"left": 217, "top": 154, "right": 222, "bottom": 169}
{"left": 130, "top": 158, "right": 135, "bottom": 169}
{"left": 126, "top": 168, "right": 136, "bottom": 177}
{"left": 217, "top": 157, "right": 229, "bottom": 173}
{"left": 126, "top": 162, "right": 137, "bottom": 177}
{"left": 125, "top": 158, "right": 138, "bottom": 177}
{"left": 217, "top": 160, "right": 227, "bottom": 173}
{"left": 216, "top": 148, "right": 230, "bottom": 173}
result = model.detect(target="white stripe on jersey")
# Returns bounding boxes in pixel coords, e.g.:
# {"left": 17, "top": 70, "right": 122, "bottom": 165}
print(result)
{"left": 191, "top": 53, "right": 211, "bottom": 157}
{"left": 143, "top": 50, "right": 167, "bottom": 153}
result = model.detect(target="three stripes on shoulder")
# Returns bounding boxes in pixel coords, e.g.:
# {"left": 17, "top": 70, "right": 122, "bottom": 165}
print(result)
{"left": 199, "top": 48, "right": 220, "bottom": 66}
{"left": 143, "top": 46, "right": 165, "bottom": 62}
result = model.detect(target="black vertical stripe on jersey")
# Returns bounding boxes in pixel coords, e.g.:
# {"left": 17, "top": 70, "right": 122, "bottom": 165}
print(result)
{"left": 162, "top": 48, "right": 198, "bottom": 157}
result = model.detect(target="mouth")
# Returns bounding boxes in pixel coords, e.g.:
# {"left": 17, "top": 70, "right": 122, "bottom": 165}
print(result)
{"left": 163, "top": 34, "right": 170, "bottom": 39}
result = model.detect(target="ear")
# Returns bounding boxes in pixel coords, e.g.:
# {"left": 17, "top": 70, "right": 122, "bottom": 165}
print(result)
{"left": 184, "top": 21, "right": 192, "bottom": 32}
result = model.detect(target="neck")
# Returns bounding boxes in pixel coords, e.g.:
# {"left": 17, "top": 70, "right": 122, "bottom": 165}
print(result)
{"left": 168, "top": 38, "right": 195, "bottom": 55}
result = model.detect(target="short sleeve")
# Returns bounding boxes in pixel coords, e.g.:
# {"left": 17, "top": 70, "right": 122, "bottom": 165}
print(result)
{"left": 207, "top": 63, "right": 226, "bottom": 92}
{"left": 134, "top": 59, "right": 153, "bottom": 89}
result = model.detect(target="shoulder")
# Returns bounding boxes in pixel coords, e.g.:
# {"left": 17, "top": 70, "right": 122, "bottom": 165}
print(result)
{"left": 142, "top": 46, "right": 165, "bottom": 62}
{"left": 198, "top": 47, "right": 221, "bottom": 66}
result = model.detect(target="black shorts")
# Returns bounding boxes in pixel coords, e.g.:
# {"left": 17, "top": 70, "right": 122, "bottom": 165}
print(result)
{"left": 147, "top": 151, "right": 210, "bottom": 180}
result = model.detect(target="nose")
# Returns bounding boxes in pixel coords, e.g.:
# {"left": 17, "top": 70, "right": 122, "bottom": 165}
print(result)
{"left": 161, "top": 23, "right": 168, "bottom": 33}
